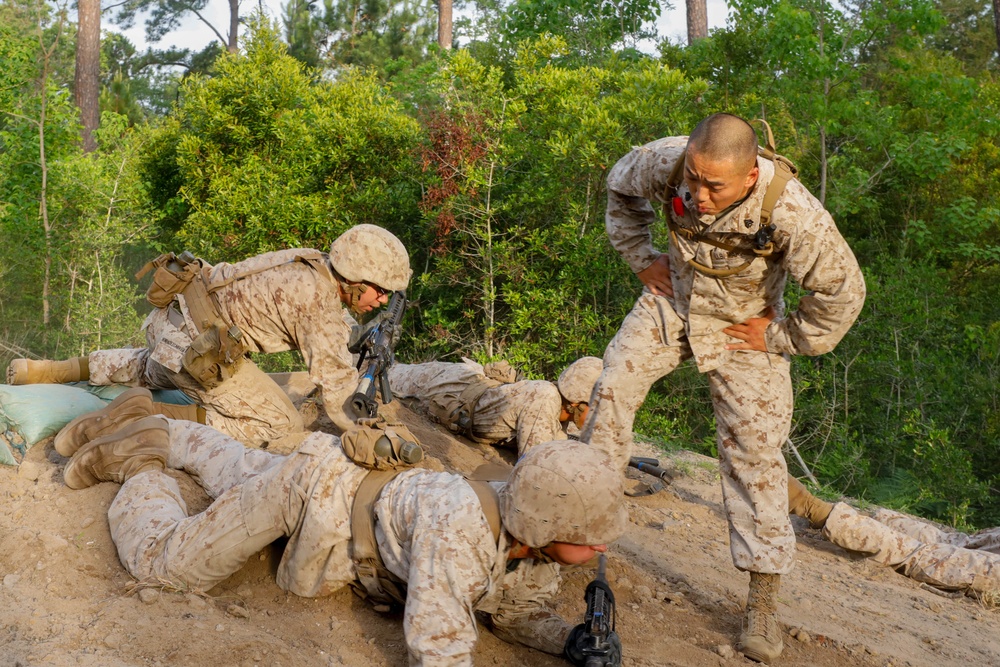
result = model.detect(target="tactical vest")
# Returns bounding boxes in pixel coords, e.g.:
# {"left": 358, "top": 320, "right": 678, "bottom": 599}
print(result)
{"left": 663, "top": 120, "right": 798, "bottom": 278}
{"left": 349, "top": 466, "right": 506, "bottom": 610}
{"left": 136, "top": 249, "right": 334, "bottom": 334}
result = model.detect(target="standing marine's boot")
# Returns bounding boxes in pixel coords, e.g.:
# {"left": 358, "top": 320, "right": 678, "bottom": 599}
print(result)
{"left": 152, "top": 402, "right": 207, "bottom": 424}
{"left": 787, "top": 474, "right": 833, "bottom": 529}
{"left": 55, "top": 388, "right": 154, "bottom": 457}
{"left": 63, "top": 416, "right": 169, "bottom": 490}
{"left": 6, "top": 356, "right": 90, "bottom": 385}
{"left": 737, "top": 572, "right": 783, "bottom": 664}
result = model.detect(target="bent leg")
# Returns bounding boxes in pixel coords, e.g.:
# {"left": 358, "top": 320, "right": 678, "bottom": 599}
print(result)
{"left": 146, "top": 358, "right": 304, "bottom": 447}
{"left": 580, "top": 293, "right": 689, "bottom": 471}
{"left": 110, "top": 446, "right": 319, "bottom": 590}
{"left": 89, "top": 349, "right": 149, "bottom": 387}
{"left": 710, "top": 351, "right": 795, "bottom": 574}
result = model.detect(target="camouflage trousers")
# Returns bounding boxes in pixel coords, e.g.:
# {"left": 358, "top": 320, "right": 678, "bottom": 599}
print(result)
{"left": 109, "top": 421, "right": 334, "bottom": 591}
{"left": 581, "top": 292, "right": 795, "bottom": 574}
{"left": 89, "top": 308, "right": 302, "bottom": 446}
{"left": 824, "top": 503, "right": 1000, "bottom": 594}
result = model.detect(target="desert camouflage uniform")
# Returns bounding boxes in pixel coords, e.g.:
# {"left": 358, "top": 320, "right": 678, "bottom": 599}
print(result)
{"left": 109, "top": 420, "right": 572, "bottom": 666}
{"left": 822, "top": 503, "right": 1000, "bottom": 594}
{"left": 388, "top": 361, "right": 564, "bottom": 456}
{"left": 89, "top": 249, "right": 359, "bottom": 445}
{"left": 582, "top": 136, "right": 866, "bottom": 574}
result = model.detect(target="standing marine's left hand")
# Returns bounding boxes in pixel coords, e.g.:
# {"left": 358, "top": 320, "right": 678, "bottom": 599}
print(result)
{"left": 724, "top": 306, "right": 777, "bottom": 352}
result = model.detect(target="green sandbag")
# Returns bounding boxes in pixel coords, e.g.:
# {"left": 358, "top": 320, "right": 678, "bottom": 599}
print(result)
{"left": 0, "top": 384, "right": 107, "bottom": 466}
{"left": 71, "top": 382, "right": 194, "bottom": 406}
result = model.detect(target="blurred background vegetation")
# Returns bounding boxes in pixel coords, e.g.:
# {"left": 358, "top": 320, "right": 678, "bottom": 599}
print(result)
{"left": 1, "top": 0, "right": 998, "bottom": 528}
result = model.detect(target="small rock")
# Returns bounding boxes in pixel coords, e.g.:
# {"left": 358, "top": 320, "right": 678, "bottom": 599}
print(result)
{"left": 138, "top": 588, "right": 160, "bottom": 605}
{"left": 635, "top": 585, "right": 652, "bottom": 601}
{"left": 39, "top": 533, "right": 69, "bottom": 552}
{"left": 18, "top": 462, "right": 41, "bottom": 481}
{"left": 715, "top": 644, "right": 735, "bottom": 659}
{"left": 227, "top": 604, "right": 250, "bottom": 619}
{"left": 215, "top": 623, "right": 225, "bottom": 632}
{"left": 104, "top": 634, "right": 122, "bottom": 649}
{"left": 4, "top": 574, "right": 20, "bottom": 588}
{"left": 186, "top": 593, "right": 207, "bottom": 610}
{"left": 790, "top": 628, "right": 812, "bottom": 644}
{"left": 80, "top": 517, "right": 95, "bottom": 530}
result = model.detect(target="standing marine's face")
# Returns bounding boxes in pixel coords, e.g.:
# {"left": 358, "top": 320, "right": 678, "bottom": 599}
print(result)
{"left": 683, "top": 149, "right": 759, "bottom": 217}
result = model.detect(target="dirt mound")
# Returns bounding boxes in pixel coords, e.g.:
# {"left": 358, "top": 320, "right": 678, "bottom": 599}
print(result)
{"left": 1, "top": 389, "right": 998, "bottom": 666}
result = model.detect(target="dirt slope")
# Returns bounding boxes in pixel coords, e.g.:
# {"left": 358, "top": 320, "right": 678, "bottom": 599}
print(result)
{"left": 1, "top": 388, "right": 998, "bottom": 667}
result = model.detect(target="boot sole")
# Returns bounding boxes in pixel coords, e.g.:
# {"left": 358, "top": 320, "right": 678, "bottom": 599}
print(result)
{"left": 55, "top": 388, "right": 154, "bottom": 457}
{"left": 63, "top": 416, "right": 168, "bottom": 489}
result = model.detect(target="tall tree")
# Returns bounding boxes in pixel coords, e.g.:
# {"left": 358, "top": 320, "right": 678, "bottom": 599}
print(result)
{"left": 686, "top": 0, "right": 707, "bottom": 42}
{"left": 111, "top": 0, "right": 240, "bottom": 53}
{"left": 74, "top": 0, "right": 100, "bottom": 151}
{"left": 438, "top": 0, "right": 452, "bottom": 49}
{"left": 993, "top": 0, "right": 1000, "bottom": 61}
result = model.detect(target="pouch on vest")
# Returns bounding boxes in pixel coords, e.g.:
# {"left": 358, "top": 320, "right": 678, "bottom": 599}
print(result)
{"left": 181, "top": 320, "right": 248, "bottom": 390}
{"left": 136, "top": 252, "right": 201, "bottom": 309}
{"left": 341, "top": 419, "right": 424, "bottom": 470}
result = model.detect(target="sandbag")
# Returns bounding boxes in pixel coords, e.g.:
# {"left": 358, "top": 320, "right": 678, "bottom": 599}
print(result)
{"left": 0, "top": 384, "right": 106, "bottom": 466}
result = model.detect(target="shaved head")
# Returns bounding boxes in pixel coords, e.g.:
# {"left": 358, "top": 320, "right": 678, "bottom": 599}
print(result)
{"left": 687, "top": 113, "right": 759, "bottom": 174}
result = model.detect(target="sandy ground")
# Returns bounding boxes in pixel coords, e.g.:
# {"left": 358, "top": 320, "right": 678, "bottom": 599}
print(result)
{"left": 2, "top": 379, "right": 999, "bottom": 667}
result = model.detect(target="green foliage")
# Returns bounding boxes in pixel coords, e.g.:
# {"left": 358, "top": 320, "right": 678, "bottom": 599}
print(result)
{"left": 137, "top": 17, "right": 423, "bottom": 261}
{"left": 282, "top": 0, "right": 437, "bottom": 73}
{"left": 0, "top": 4, "right": 150, "bottom": 359}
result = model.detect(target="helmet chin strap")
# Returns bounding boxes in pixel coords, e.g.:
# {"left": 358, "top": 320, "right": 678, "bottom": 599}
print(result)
{"left": 529, "top": 546, "right": 556, "bottom": 564}
{"left": 336, "top": 275, "right": 370, "bottom": 313}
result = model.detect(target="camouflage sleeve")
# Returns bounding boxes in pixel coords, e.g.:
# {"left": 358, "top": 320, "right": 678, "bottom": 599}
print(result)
{"left": 487, "top": 561, "right": 573, "bottom": 655}
{"left": 400, "top": 494, "right": 498, "bottom": 666}
{"left": 605, "top": 137, "right": 687, "bottom": 274}
{"left": 295, "top": 295, "right": 359, "bottom": 433}
{"left": 764, "top": 180, "right": 867, "bottom": 356}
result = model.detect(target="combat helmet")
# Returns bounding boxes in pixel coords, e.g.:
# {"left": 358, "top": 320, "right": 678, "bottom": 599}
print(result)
{"left": 330, "top": 224, "right": 412, "bottom": 292}
{"left": 499, "top": 440, "right": 627, "bottom": 548}
{"left": 556, "top": 356, "right": 603, "bottom": 404}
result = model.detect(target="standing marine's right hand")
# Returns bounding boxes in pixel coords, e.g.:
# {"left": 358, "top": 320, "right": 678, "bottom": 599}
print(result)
{"left": 636, "top": 253, "right": 673, "bottom": 298}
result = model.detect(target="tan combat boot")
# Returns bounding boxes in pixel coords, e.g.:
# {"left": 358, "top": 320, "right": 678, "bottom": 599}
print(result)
{"left": 55, "top": 388, "right": 154, "bottom": 457}
{"left": 787, "top": 474, "right": 833, "bottom": 529}
{"left": 738, "top": 572, "right": 783, "bottom": 664}
{"left": 152, "top": 402, "right": 207, "bottom": 424}
{"left": 7, "top": 357, "right": 90, "bottom": 385}
{"left": 63, "top": 416, "right": 169, "bottom": 489}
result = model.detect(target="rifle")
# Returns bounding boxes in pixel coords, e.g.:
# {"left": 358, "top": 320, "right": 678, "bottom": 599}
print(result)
{"left": 577, "top": 554, "right": 621, "bottom": 667}
{"left": 626, "top": 456, "right": 674, "bottom": 497}
{"left": 351, "top": 290, "right": 407, "bottom": 419}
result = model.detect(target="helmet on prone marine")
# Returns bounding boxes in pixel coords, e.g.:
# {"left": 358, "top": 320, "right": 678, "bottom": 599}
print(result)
{"left": 330, "top": 224, "right": 412, "bottom": 310}
{"left": 499, "top": 440, "right": 627, "bottom": 552}
{"left": 556, "top": 356, "right": 603, "bottom": 429}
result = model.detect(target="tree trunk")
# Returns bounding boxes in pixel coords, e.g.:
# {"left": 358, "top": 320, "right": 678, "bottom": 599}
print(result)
{"left": 993, "top": 0, "right": 1000, "bottom": 63}
{"left": 74, "top": 0, "right": 100, "bottom": 153}
{"left": 228, "top": 0, "right": 239, "bottom": 52}
{"left": 438, "top": 0, "right": 453, "bottom": 50}
{"left": 686, "top": 0, "right": 708, "bottom": 44}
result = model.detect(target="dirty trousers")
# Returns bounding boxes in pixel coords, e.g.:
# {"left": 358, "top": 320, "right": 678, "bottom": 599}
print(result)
{"left": 824, "top": 503, "right": 1000, "bottom": 594}
{"left": 109, "top": 420, "right": 320, "bottom": 590}
{"left": 88, "top": 309, "right": 302, "bottom": 446}
{"left": 581, "top": 292, "right": 795, "bottom": 574}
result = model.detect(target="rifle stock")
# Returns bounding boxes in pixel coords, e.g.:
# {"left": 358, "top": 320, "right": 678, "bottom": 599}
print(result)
{"left": 580, "top": 554, "right": 620, "bottom": 667}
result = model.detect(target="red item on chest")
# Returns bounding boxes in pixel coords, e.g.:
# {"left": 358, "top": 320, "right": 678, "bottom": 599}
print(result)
{"left": 672, "top": 197, "right": 685, "bottom": 217}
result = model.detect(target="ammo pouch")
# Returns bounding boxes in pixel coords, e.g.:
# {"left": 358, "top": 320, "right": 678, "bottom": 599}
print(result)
{"left": 340, "top": 419, "right": 423, "bottom": 470}
{"left": 181, "top": 320, "right": 248, "bottom": 390}
{"left": 137, "top": 252, "right": 202, "bottom": 309}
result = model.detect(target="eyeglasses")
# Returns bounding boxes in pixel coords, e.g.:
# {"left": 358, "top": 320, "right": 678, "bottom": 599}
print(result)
{"left": 365, "top": 282, "right": 389, "bottom": 299}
